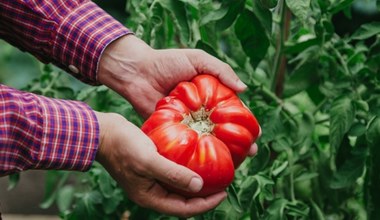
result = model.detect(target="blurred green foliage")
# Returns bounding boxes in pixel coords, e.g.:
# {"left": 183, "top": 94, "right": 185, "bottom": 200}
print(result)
{"left": 0, "top": 41, "right": 39, "bottom": 88}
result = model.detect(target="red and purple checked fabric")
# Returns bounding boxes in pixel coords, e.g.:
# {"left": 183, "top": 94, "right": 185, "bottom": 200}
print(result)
{"left": 0, "top": 0, "right": 131, "bottom": 84}
{"left": 0, "top": 85, "right": 99, "bottom": 175}
{"left": 0, "top": 0, "right": 132, "bottom": 175}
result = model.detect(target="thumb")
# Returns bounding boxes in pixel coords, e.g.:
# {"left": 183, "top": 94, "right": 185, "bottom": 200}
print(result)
{"left": 147, "top": 154, "right": 203, "bottom": 193}
{"left": 185, "top": 49, "right": 247, "bottom": 92}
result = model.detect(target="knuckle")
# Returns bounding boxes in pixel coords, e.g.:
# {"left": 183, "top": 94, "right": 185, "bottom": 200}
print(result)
{"left": 131, "top": 194, "right": 147, "bottom": 207}
{"left": 165, "top": 168, "right": 182, "bottom": 185}
{"left": 194, "top": 48, "right": 208, "bottom": 57}
{"left": 132, "top": 161, "right": 148, "bottom": 175}
{"left": 170, "top": 208, "right": 193, "bottom": 218}
{"left": 223, "top": 62, "right": 234, "bottom": 72}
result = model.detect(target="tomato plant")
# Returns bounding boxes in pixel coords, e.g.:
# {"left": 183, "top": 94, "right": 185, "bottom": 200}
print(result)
{"left": 2, "top": 0, "right": 380, "bottom": 219}
{"left": 142, "top": 75, "right": 260, "bottom": 197}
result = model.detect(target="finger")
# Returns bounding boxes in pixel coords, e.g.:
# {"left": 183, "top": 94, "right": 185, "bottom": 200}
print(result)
{"left": 143, "top": 183, "right": 227, "bottom": 217}
{"left": 146, "top": 153, "right": 204, "bottom": 193}
{"left": 258, "top": 125, "right": 262, "bottom": 137}
{"left": 247, "top": 143, "right": 258, "bottom": 156}
{"left": 248, "top": 126, "right": 261, "bottom": 156}
{"left": 185, "top": 49, "right": 247, "bottom": 92}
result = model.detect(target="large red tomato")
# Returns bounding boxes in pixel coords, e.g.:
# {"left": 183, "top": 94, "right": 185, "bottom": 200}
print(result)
{"left": 141, "top": 75, "right": 260, "bottom": 197}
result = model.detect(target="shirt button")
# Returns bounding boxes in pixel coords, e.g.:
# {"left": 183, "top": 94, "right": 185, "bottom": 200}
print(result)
{"left": 69, "top": 65, "right": 79, "bottom": 74}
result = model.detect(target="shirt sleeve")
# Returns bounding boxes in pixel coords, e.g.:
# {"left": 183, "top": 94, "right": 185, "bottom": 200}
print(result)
{"left": 0, "top": 0, "right": 132, "bottom": 85}
{"left": 0, "top": 84, "right": 99, "bottom": 176}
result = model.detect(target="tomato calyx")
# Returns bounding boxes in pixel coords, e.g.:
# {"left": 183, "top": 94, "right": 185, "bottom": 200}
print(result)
{"left": 182, "top": 106, "right": 214, "bottom": 135}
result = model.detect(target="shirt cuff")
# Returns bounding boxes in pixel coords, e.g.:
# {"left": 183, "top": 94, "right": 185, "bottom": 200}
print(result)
{"left": 52, "top": 1, "right": 132, "bottom": 85}
{"left": 35, "top": 95, "right": 99, "bottom": 171}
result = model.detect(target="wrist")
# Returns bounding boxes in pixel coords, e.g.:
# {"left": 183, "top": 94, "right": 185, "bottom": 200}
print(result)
{"left": 94, "top": 111, "right": 135, "bottom": 167}
{"left": 98, "top": 35, "right": 153, "bottom": 90}
{"left": 94, "top": 111, "right": 107, "bottom": 163}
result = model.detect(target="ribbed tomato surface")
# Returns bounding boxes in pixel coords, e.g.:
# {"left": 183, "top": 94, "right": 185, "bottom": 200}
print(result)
{"left": 142, "top": 75, "right": 260, "bottom": 197}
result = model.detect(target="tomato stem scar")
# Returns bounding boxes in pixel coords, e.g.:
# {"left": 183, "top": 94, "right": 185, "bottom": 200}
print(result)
{"left": 182, "top": 107, "right": 214, "bottom": 135}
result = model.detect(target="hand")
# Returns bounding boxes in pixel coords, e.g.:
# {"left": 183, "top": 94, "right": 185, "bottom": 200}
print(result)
{"left": 98, "top": 35, "right": 260, "bottom": 156}
{"left": 98, "top": 35, "right": 247, "bottom": 119}
{"left": 94, "top": 112, "right": 227, "bottom": 217}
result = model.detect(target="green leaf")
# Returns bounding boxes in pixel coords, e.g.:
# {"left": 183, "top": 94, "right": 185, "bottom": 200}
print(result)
{"left": 329, "top": 97, "right": 355, "bottom": 152}
{"left": 271, "top": 137, "right": 291, "bottom": 152}
{"left": 57, "top": 186, "right": 75, "bottom": 212}
{"left": 271, "top": 160, "right": 289, "bottom": 177}
{"left": 283, "top": 61, "right": 319, "bottom": 97}
{"left": 235, "top": 9, "right": 269, "bottom": 68}
{"left": 252, "top": 0, "right": 272, "bottom": 34}
{"left": 216, "top": 0, "right": 246, "bottom": 31}
{"left": 298, "top": 112, "right": 315, "bottom": 139}
{"left": 259, "top": 107, "right": 285, "bottom": 142}
{"left": 249, "top": 144, "right": 271, "bottom": 175}
{"left": 40, "top": 171, "right": 70, "bottom": 209}
{"left": 195, "top": 40, "right": 219, "bottom": 58}
{"left": 329, "top": 136, "right": 367, "bottom": 189}
{"left": 348, "top": 122, "right": 367, "bottom": 137}
{"left": 226, "top": 185, "right": 243, "bottom": 213}
{"left": 367, "top": 117, "right": 380, "bottom": 145}
{"left": 238, "top": 175, "right": 274, "bottom": 211}
{"left": 158, "top": 0, "right": 190, "bottom": 44}
{"left": 264, "top": 198, "right": 287, "bottom": 219}
{"left": 238, "top": 176, "right": 259, "bottom": 210}
{"left": 366, "top": 116, "right": 380, "bottom": 219}
{"left": 285, "top": 38, "right": 319, "bottom": 54}
{"left": 330, "top": 155, "right": 366, "bottom": 189}
{"left": 103, "top": 189, "right": 124, "bottom": 214}
{"left": 150, "top": 3, "right": 166, "bottom": 48}
{"left": 55, "top": 87, "right": 75, "bottom": 99}
{"left": 259, "top": 0, "right": 278, "bottom": 9}
{"left": 7, "top": 173, "right": 20, "bottom": 191}
{"left": 286, "top": 201, "right": 310, "bottom": 217}
{"left": 76, "top": 87, "right": 97, "bottom": 101}
{"left": 97, "top": 171, "right": 114, "bottom": 198}
{"left": 351, "top": 22, "right": 380, "bottom": 40}
{"left": 285, "top": 0, "right": 311, "bottom": 21}
{"left": 315, "top": 17, "right": 335, "bottom": 41}
{"left": 328, "top": 0, "right": 355, "bottom": 14}
{"left": 310, "top": 200, "right": 325, "bottom": 220}
{"left": 294, "top": 172, "right": 319, "bottom": 183}
{"left": 354, "top": 100, "right": 369, "bottom": 112}
{"left": 199, "top": 6, "right": 228, "bottom": 26}
{"left": 69, "top": 191, "right": 103, "bottom": 219}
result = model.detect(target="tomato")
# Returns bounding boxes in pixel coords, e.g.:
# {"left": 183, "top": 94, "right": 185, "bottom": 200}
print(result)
{"left": 141, "top": 75, "right": 261, "bottom": 197}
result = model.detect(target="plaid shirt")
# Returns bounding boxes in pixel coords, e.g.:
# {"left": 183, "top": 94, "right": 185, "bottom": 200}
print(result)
{"left": 0, "top": 0, "right": 131, "bottom": 175}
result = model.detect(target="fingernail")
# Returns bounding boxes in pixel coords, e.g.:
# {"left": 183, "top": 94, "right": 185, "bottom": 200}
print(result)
{"left": 259, "top": 125, "right": 262, "bottom": 136}
{"left": 237, "top": 80, "right": 247, "bottom": 90}
{"left": 248, "top": 143, "right": 258, "bottom": 156}
{"left": 189, "top": 177, "right": 203, "bottom": 192}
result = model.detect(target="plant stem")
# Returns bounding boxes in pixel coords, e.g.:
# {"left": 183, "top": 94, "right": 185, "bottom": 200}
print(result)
{"left": 286, "top": 148, "right": 296, "bottom": 202}
{"left": 41, "top": 72, "right": 60, "bottom": 96}
{"left": 330, "top": 45, "right": 361, "bottom": 99}
{"left": 252, "top": 81, "right": 298, "bottom": 126}
{"left": 271, "top": 0, "right": 291, "bottom": 97}
{"left": 315, "top": 118, "right": 329, "bottom": 124}
{"left": 312, "top": 98, "right": 328, "bottom": 115}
